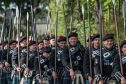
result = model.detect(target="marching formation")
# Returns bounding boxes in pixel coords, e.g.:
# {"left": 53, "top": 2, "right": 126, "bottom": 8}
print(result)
{"left": 0, "top": 31, "right": 126, "bottom": 84}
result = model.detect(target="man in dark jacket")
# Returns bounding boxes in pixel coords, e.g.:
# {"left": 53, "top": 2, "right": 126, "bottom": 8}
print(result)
{"left": 113, "top": 40, "right": 126, "bottom": 84}
{"left": 62, "top": 32, "right": 85, "bottom": 84}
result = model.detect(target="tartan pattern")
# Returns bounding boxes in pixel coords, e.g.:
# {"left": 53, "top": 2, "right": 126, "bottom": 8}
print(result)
{"left": 40, "top": 76, "right": 53, "bottom": 84}
{"left": 0, "top": 70, "right": 72, "bottom": 84}
{"left": 32, "top": 78, "right": 39, "bottom": 84}
{"left": 52, "top": 71, "right": 72, "bottom": 84}
{"left": 5, "top": 71, "right": 12, "bottom": 84}
{"left": 62, "top": 76, "right": 72, "bottom": 84}
{"left": 21, "top": 77, "right": 34, "bottom": 84}
{"left": 62, "top": 72, "right": 72, "bottom": 84}
{"left": 0, "top": 69, "right": 6, "bottom": 84}
{"left": 11, "top": 72, "right": 20, "bottom": 84}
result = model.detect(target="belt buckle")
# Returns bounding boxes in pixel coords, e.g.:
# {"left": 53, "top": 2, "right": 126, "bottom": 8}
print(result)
{"left": 108, "top": 79, "right": 116, "bottom": 84}
{"left": 75, "top": 70, "right": 81, "bottom": 74}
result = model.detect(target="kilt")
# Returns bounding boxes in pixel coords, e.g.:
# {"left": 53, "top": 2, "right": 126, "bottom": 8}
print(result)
{"left": 5, "top": 68, "right": 12, "bottom": 84}
{"left": 21, "top": 77, "right": 33, "bottom": 84}
{"left": 5, "top": 71, "right": 12, "bottom": 84}
{"left": 43, "top": 75, "right": 53, "bottom": 84}
{"left": 72, "top": 70, "right": 84, "bottom": 84}
{"left": 31, "top": 74, "right": 52, "bottom": 84}
{"left": 54, "top": 67, "right": 72, "bottom": 84}
{"left": 11, "top": 71, "right": 20, "bottom": 84}
{"left": 21, "top": 70, "right": 39, "bottom": 84}
{"left": 62, "top": 71, "right": 72, "bottom": 84}
{"left": 32, "top": 78, "right": 39, "bottom": 84}
{"left": 55, "top": 67, "right": 64, "bottom": 84}
{"left": 0, "top": 69, "right": 6, "bottom": 84}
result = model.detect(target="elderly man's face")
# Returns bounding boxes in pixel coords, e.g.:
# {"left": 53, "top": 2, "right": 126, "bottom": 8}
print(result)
{"left": 103, "top": 39, "right": 114, "bottom": 49}
{"left": 69, "top": 37, "right": 77, "bottom": 46}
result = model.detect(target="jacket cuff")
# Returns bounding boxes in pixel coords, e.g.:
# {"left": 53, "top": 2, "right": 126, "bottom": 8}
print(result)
{"left": 65, "top": 65, "right": 71, "bottom": 71}
{"left": 49, "top": 68, "right": 54, "bottom": 73}
{"left": 114, "top": 71, "right": 122, "bottom": 82}
{"left": 12, "top": 64, "right": 17, "bottom": 70}
{"left": 21, "top": 64, "right": 26, "bottom": 69}
{"left": 85, "top": 73, "right": 91, "bottom": 79}
{"left": 95, "top": 74, "right": 102, "bottom": 82}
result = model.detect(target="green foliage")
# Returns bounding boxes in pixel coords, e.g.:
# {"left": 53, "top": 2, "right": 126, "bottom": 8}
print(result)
{"left": 0, "top": 0, "right": 125, "bottom": 43}
{"left": 49, "top": 0, "right": 124, "bottom": 45}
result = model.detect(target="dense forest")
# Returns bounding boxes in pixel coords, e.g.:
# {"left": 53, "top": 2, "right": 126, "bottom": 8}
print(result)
{"left": 0, "top": 0, "right": 125, "bottom": 44}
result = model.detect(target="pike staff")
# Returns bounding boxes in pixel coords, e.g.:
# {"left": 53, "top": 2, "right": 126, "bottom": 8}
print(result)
{"left": 46, "top": 8, "right": 50, "bottom": 35}
{"left": 122, "top": 0, "right": 126, "bottom": 37}
{"left": 82, "top": 5, "right": 87, "bottom": 48}
{"left": 99, "top": 0, "right": 103, "bottom": 76}
{"left": 26, "top": 12, "right": 29, "bottom": 68}
{"left": 61, "top": 0, "right": 67, "bottom": 34}
{"left": 16, "top": 6, "right": 21, "bottom": 80}
{"left": 30, "top": 3, "right": 36, "bottom": 41}
{"left": 70, "top": 1, "right": 73, "bottom": 32}
{"left": 30, "top": 1, "right": 43, "bottom": 82}
{"left": 0, "top": 14, "right": 5, "bottom": 65}
{"left": 6, "top": 11, "right": 13, "bottom": 63}
{"left": 54, "top": 0, "right": 59, "bottom": 84}
{"left": 49, "top": 0, "right": 53, "bottom": 34}
{"left": 61, "top": 0, "right": 73, "bottom": 72}
{"left": 35, "top": 28, "right": 42, "bottom": 83}
{"left": 0, "top": 10, "right": 5, "bottom": 58}
{"left": 87, "top": 0, "right": 92, "bottom": 77}
{"left": 112, "top": 0, "right": 124, "bottom": 76}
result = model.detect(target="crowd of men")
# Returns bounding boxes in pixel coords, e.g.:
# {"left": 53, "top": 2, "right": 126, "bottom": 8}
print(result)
{"left": 0, "top": 32, "right": 126, "bottom": 84}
